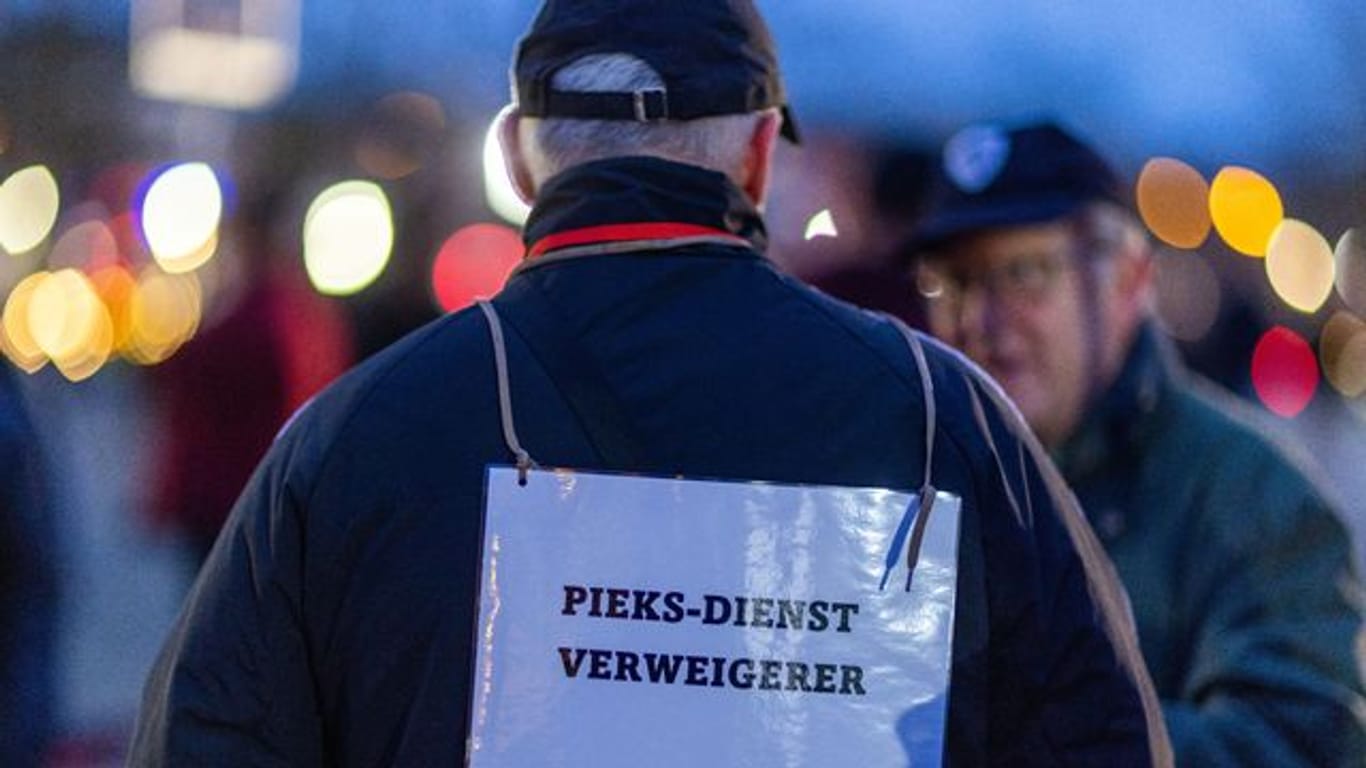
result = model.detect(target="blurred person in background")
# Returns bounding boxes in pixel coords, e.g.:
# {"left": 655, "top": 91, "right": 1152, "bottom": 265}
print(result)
{"left": 905, "top": 121, "right": 1365, "bottom": 766}
{"left": 149, "top": 193, "right": 353, "bottom": 562}
{"left": 805, "top": 144, "right": 935, "bottom": 327}
{"left": 0, "top": 365, "right": 57, "bottom": 766}
{"left": 129, "top": 1, "right": 1170, "bottom": 765}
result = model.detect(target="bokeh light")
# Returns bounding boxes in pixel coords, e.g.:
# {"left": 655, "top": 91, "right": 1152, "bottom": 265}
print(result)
{"left": 1208, "top": 166, "right": 1283, "bottom": 257}
{"left": 431, "top": 223, "right": 523, "bottom": 312}
{"left": 1, "top": 272, "right": 51, "bottom": 372}
{"left": 1265, "top": 219, "right": 1335, "bottom": 314}
{"left": 804, "top": 209, "right": 839, "bottom": 241}
{"left": 1153, "top": 249, "right": 1221, "bottom": 342}
{"left": 52, "top": 309, "right": 114, "bottom": 382}
{"left": 28, "top": 270, "right": 92, "bottom": 360}
{"left": 482, "top": 109, "right": 531, "bottom": 227}
{"left": 49, "top": 216, "right": 120, "bottom": 272}
{"left": 26, "top": 268, "right": 114, "bottom": 381}
{"left": 355, "top": 91, "right": 447, "bottom": 180}
{"left": 1320, "top": 311, "right": 1366, "bottom": 398}
{"left": 162, "top": 233, "right": 220, "bottom": 278}
{"left": 1252, "top": 326, "right": 1318, "bottom": 418}
{"left": 303, "top": 180, "right": 394, "bottom": 296}
{"left": 1135, "top": 158, "right": 1211, "bottom": 249}
{"left": 1335, "top": 228, "right": 1366, "bottom": 316}
{"left": 140, "top": 162, "right": 223, "bottom": 273}
{"left": 89, "top": 265, "right": 138, "bottom": 353}
{"left": 0, "top": 165, "right": 61, "bottom": 255}
{"left": 126, "top": 268, "right": 202, "bottom": 365}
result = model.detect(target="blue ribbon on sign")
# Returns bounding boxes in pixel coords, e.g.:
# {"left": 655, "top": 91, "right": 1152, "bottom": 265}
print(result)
{"left": 879, "top": 487, "right": 937, "bottom": 592}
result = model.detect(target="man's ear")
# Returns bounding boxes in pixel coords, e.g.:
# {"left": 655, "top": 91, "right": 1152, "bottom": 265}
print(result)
{"left": 1118, "top": 242, "right": 1155, "bottom": 307}
{"left": 1107, "top": 239, "right": 1156, "bottom": 331}
{"left": 497, "top": 106, "right": 537, "bottom": 205}
{"left": 741, "top": 109, "right": 783, "bottom": 208}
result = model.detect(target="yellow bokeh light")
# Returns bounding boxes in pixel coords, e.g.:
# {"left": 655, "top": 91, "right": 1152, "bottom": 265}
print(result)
{"left": 141, "top": 162, "right": 223, "bottom": 273}
{"left": 1320, "top": 311, "right": 1366, "bottom": 398}
{"left": 303, "top": 180, "right": 394, "bottom": 296}
{"left": 804, "top": 209, "right": 839, "bottom": 241}
{"left": 1208, "top": 166, "right": 1284, "bottom": 258}
{"left": 1265, "top": 219, "right": 1335, "bottom": 314}
{"left": 1136, "top": 158, "right": 1211, "bottom": 250}
{"left": 52, "top": 300, "right": 114, "bottom": 383}
{"left": 1335, "top": 228, "right": 1366, "bottom": 316}
{"left": 1, "top": 272, "right": 51, "bottom": 372}
{"left": 157, "top": 231, "right": 220, "bottom": 276}
{"left": 126, "top": 268, "right": 202, "bottom": 365}
{"left": 21, "top": 268, "right": 114, "bottom": 381}
{"left": 482, "top": 108, "right": 531, "bottom": 227}
{"left": 28, "top": 269, "right": 91, "bottom": 358}
{"left": 0, "top": 165, "right": 61, "bottom": 255}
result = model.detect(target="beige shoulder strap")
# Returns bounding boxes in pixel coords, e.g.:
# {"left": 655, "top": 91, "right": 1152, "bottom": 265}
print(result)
{"left": 479, "top": 300, "right": 536, "bottom": 483}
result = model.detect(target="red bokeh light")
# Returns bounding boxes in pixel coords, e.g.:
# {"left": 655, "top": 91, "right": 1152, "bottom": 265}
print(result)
{"left": 109, "top": 212, "right": 147, "bottom": 266}
{"left": 90, "top": 163, "right": 150, "bottom": 213}
{"left": 1251, "top": 326, "right": 1318, "bottom": 418}
{"left": 431, "top": 223, "right": 523, "bottom": 312}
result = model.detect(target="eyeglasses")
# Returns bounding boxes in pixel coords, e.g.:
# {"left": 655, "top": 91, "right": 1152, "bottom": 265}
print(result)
{"left": 914, "top": 249, "right": 1079, "bottom": 315}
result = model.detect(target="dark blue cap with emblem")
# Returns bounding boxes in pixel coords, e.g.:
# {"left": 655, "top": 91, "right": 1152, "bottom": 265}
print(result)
{"left": 908, "top": 122, "right": 1126, "bottom": 253}
{"left": 512, "top": 0, "right": 800, "bottom": 143}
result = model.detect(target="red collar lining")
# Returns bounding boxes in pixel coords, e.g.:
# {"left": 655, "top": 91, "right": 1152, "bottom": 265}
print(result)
{"left": 526, "top": 222, "right": 747, "bottom": 258}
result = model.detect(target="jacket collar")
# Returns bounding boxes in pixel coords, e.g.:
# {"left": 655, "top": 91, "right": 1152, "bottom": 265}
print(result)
{"left": 521, "top": 156, "right": 769, "bottom": 258}
{"left": 1055, "top": 322, "right": 1175, "bottom": 481}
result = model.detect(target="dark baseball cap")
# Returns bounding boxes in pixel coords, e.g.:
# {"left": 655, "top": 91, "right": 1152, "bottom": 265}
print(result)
{"left": 908, "top": 122, "right": 1126, "bottom": 253}
{"left": 512, "top": 0, "right": 800, "bottom": 143}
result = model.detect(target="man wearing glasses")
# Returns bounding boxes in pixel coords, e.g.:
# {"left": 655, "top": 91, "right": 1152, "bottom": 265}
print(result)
{"left": 908, "top": 122, "right": 1364, "bottom": 766}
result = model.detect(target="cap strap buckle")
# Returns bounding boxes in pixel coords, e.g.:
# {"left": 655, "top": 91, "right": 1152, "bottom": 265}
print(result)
{"left": 633, "top": 88, "right": 668, "bottom": 122}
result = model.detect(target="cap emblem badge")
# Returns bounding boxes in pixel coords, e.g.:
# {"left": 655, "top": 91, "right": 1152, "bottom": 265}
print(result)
{"left": 944, "top": 124, "right": 1010, "bottom": 194}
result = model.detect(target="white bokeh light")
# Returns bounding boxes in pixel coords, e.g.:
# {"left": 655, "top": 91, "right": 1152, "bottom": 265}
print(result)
{"left": 303, "top": 181, "right": 395, "bottom": 296}
{"left": 141, "top": 162, "right": 223, "bottom": 273}
{"left": 804, "top": 209, "right": 839, "bottom": 241}
{"left": 1335, "top": 228, "right": 1366, "bottom": 316}
{"left": 1265, "top": 219, "right": 1335, "bottom": 314}
{"left": 482, "top": 108, "right": 531, "bottom": 227}
{"left": 0, "top": 165, "right": 61, "bottom": 255}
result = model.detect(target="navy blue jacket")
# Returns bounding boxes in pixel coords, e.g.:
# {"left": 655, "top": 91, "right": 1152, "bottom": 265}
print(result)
{"left": 131, "top": 157, "right": 1165, "bottom": 766}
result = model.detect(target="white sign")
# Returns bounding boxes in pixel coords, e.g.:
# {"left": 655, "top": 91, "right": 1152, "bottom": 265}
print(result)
{"left": 470, "top": 468, "right": 962, "bottom": 767}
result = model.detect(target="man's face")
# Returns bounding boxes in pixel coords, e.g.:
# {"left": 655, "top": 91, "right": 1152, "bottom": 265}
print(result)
{"left": 919, "top": 220, "right": 1096, "bottom": 448}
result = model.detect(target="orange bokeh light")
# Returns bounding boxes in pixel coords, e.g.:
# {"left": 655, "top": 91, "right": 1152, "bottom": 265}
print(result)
{"left": 1136, "top": 158, "right": 1211, "bottom": 250}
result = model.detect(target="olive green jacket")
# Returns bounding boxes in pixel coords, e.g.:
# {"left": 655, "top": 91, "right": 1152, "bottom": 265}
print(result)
{"left": 1059, "top": 324, "right": 1365, "bottom": 766}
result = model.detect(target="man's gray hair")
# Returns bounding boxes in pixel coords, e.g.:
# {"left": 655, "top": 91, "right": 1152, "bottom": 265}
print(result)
{"left": 519, "top": 54, "right": 766, "bottom": 185}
